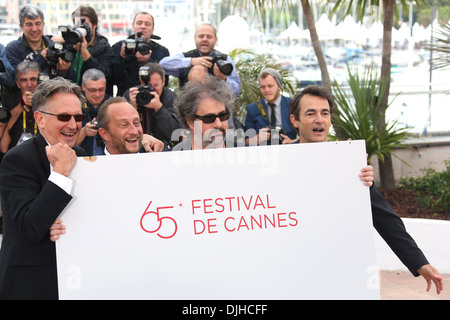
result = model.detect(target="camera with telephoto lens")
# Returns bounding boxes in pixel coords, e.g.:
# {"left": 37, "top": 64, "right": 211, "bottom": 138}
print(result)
{"left": 58, "top": 17, "right": 92, "bottom": 45}
{"left": 209, "top": 50, "right": 233, "bottom": 76}
{"left": 136, "top": 66, "right": 155, "bottom": 106}
{"left": 46, "top": 43, "right": 76, "bottom": 66}
{"left": 124, "top": 32, "right": 150, "bottom": 56}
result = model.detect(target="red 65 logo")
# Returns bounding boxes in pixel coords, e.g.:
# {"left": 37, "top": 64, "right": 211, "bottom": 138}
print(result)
{"left": 140, "top": 201, "right": 178, "bottom": 239}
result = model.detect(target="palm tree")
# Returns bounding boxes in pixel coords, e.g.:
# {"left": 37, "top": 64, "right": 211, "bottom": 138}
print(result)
{"left": 244, "top": 0, "right": 427, "bottom": 189}
{"left": 330, "top": 0, "right": 427, "bottom": 190}
{"left": 422, "top": 20, "right": 450, "bottom": 70}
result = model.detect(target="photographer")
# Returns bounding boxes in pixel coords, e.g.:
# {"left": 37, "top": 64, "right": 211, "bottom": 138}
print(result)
{"left": 245, "top": 68, "right": 297, "bottom": 145}
{"left": 75, "top": 68, "right": 111, "bottom": 156}
{"left": 0, "top": 61, "right": 40, "bottom": 156}
{"left": 123, "top": 63, "right": 180, "bottom": 146}
{"left": 6, "top": 4, "right": 71, "bottom": 77}
{"left": 65, "top": 6, "right": 114, "bottom": 85}
{"left": 160, "top": 23, "right": 240, "bottom": 97}
{"left": 0, "top": 44, "right": 16, "bottom": 90}
{"left": 110, "top": 12, "right": 170, "bottom": 96}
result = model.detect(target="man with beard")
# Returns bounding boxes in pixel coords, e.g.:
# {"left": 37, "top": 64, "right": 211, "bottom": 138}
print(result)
{"left": 289, "top": 84, "right": 444, "bottom": 295}
{"left": 173, "top": 75, "right": 233, "bottom": 150}
{"left": 96, "top": 97, "right": 164, "bottom": 155}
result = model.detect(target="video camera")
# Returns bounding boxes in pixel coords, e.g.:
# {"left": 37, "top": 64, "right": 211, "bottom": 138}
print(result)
{"left": 58, "top": 17, "right": 92, "bottom": 45}
{"left": 46, "top": 43, "right": 76, "bottom": 66}
{"left": 136, "top": 66, "right": 155, "bottom": 106}
{"left": 124, "top": 32, "right": 150, "bottom": 56}
{"left": 209, "top": 50, "right": 233, "bottom": 76}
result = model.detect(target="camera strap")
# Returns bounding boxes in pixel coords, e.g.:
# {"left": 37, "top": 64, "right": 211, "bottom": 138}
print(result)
{"left": 22, "top": 110, "right": 37, "bottom": 135}
{"left": 256, "top": 100, "right": 270, "bottom": 124}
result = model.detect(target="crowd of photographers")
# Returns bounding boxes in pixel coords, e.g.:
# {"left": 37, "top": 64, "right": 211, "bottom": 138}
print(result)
{"left": 0, "top": 4, "right": 266, "bottom": 160}
{"left": 0, "top": 4, "right": 445, "bottom": 300}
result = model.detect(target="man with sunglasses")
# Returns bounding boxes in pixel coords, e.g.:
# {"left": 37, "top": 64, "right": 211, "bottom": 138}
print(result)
{"left": 0, "top": 77, "right": 88, "bottom": 299}
{"left": 173, "top": 74, "right": 234, "bottom": 150}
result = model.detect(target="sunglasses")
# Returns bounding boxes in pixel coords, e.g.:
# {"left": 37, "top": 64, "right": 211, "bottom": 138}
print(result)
{"left": 40, "top": 111, "right": 86, "bottom": 122}
{"left": 194, "top": 111, "right": 230, "bottom": 124}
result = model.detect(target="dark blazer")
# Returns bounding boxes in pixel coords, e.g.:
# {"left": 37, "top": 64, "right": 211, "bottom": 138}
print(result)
{"left": 370, "top": 182, "right": 428, "bottom": 276}
{"left": 293, "top": 139, "right": 429, "bottom": 276}
{"left": 245, "top": 95, "right": 297, "bottom": 140}
{"left": 0, "top": 134, "right": 87, "bottom": 299}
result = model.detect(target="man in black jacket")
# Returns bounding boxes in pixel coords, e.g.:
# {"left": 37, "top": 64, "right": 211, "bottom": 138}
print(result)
{"left": 6, "top": 4, "right": 71, "bottom": 76}
{"left": 110, "top": 12, "right": 170, "bottom": 96}
{"left": 289, "top": 84, "right": 444, "bottom": 294}
{"left": 68, "top": 6, "right": 114, "bottom": 86}
{"left": 0, "top": 77, "right": 88, "bottom": 299}
{"left": 123, "top": 63, "right": 180, "bottom": 146}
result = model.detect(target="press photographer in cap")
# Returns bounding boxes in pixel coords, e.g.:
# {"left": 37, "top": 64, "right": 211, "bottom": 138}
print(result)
{"left": 245, "top": 68, "right": 297, "bottom": 145}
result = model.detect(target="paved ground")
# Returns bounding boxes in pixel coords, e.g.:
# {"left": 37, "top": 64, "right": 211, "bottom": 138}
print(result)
{"left": 380, "top": 270, "right": 450, "bottom": 300}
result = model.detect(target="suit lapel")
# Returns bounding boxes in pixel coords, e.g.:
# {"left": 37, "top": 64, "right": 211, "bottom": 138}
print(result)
{"left": 33, "top": 134, "right": 50, "bottom": 178}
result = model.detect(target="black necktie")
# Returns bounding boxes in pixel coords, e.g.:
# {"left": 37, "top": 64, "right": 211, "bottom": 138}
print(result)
{"left": 268, "top": 103, "right": 276, "bottom": 127}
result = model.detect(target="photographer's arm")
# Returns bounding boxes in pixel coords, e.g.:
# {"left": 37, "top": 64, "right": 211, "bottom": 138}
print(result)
{"left": 223, "top": 57, "right": 241, "bottom": 97}
{"left": 159, "top": 53, "right": 190, "bottom": 77}
{"left": 75, "top": 121, "right": 98, "bottom": 145}
{"left": 0, "top": 104, "right": 22, "bottom": 152}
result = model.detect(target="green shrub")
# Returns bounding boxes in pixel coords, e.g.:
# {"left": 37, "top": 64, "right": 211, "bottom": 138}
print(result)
{"left": 398, "top": 160, "right": 450, "bottom": 212}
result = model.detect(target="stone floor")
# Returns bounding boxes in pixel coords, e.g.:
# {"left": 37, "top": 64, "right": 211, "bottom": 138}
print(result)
{"left": 379, "top": 270, "right": 450, "bottom": 300}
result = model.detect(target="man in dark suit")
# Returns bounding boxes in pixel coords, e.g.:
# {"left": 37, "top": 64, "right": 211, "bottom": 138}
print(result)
{"left": 289, "top": 84, "right": 444, "bottom": 294}
{"left": 0, "top": 77, "right": 87, "bottom": 299}
{"left": 245, "top": 68, "right": 297, "bottom": 145}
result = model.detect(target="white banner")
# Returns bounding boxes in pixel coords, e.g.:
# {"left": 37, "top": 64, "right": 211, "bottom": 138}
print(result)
{"left": 56, "top": 140, "right": 380, "bottom": 299}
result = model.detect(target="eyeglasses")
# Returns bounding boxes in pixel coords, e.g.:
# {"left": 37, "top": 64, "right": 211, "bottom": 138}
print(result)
{"left": 85, "top": 87, "right": 106, "bottom": 94}
{"left": 194, "top": 111, "right": 230, "bottom": 124}
{"left": 40, "top": 111, "right": 85, "bottom": 122}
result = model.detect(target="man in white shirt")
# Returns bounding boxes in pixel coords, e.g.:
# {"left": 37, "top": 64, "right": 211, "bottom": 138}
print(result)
{"left": 0, "top": 77, "right": 87, "bottom": 299}
{"left": 160, "top": 23, "right": 240, "bottom": 97}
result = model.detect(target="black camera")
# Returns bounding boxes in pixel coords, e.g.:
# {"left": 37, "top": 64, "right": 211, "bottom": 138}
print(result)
{"left": 136, "top": 66, "right": 155, "bottom": 106}
{"left": 91, "top": 119, "right": 98, "bottom": 129}
{"left": 0, "top": 107, "right": 11, "bottom": 124}
{"left": 269, "top": 126, "right": 286, "bottom": 144}
{"left": 124, "top": 32, "right": 150, "bottom": 56}
{"left": 46, "top": 43, "right": 76, "bottom": 66}
{"left": 58, "top": 17, "right": 92, "bottom": 45}
{"left": 209, "top": 50, "right": 233, "bottom": 76}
